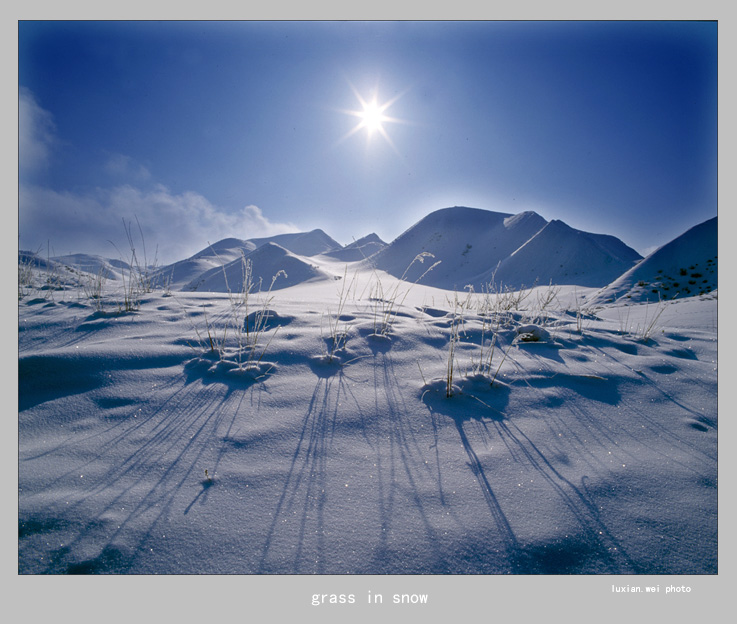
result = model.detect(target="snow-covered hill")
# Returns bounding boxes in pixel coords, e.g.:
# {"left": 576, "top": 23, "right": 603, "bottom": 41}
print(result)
{"left": 493, "top": 219, "right": 643, "bottom": 288}
{"left": 248, "top": 228, "right": 341, "bottom": 257}
{"left": 19, "top": 250, "right": 112, "bottom": 290}
{"left": 184, "top": 242, "right": 331, "bottom": 292}
{"left": 154, "top": 238, "right": 257, "bottom": 289}
{"left": 370, "top": 207, "right": 641, "bottom": 291}
{"left": 324, "top": 232, "right": 386, "bottom": 261}
{"left": 156, "top": 230, "right": 342, "bottom": 290}
{"left": 50, "top": 253, "right": 132, "bottom": 281}
{"left": 589, "top": 216, "right": 718, "bottom": 305}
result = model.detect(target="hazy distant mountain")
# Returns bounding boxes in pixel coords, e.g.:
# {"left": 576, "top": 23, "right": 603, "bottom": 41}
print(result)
{"left": 589, "top": 216, "right": 717, "bottom": 305}
{"left": 20, "top": 250, "right": 63, "bottom": 274}
{"left": 345, "top": 233, "right": 386, "bottom": 249}
{"left": 369, "top": 206, "right": 642, "bottom": 290}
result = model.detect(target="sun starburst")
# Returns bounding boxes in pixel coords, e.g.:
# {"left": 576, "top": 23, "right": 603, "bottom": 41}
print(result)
{"left": 337, "top": 82, "right": 407, "bottom": 152}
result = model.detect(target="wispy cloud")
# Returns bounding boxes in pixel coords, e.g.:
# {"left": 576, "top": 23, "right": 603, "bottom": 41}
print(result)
{"left": 19, "top": 87, "right": 57, "bottom": 174}
{"left": 104, "top": 152, "right": 152, "bottom": 182}
{"left": 18, "top": 87, "right": 298, "bottom": 264}
{"left": 19, "top": 184, "right": 299, "bottom": 264}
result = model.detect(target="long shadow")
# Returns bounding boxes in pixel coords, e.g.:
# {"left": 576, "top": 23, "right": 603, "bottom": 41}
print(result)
{"left": 258, "top": 374, "right": 338, "bottom": 573}
{"left": 364, "top": 350, "right": 453, "bottom": 573}
{"left": 422, "top": 378, "right": 639, "bottom": 573}
{"left": 574, "top": 340, "right": 717, "bottom": 465}
{"left": 422, "top": 382, "right": 520, "bottom": 556}
{"left": 495, "top": 418, "right": 640, "bottom": 573}
{"left": 452, "top": 417, "right": 520, "bottom": 552}
{"left": 19, "top": 370, "right": 251, "bottom": 573}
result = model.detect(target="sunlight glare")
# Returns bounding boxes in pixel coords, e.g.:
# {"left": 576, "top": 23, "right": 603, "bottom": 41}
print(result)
{"left": 358, "top": 99, "right": 388, "bottom": 135}
{"left": 337, "top": 82, "right": 409, "bottom": 153}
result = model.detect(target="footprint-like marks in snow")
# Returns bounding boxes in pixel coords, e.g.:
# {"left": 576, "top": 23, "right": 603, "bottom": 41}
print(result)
{"left": 688, "top": 414, "right": 714, "bottom": 432}
{"left": 95, "top": 397, "right": 139, "bottom": 408}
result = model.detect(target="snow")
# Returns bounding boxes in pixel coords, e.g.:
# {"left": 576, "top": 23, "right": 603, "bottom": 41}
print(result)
{"left": 18, "top": 213, "right": 717, "bottom": 576}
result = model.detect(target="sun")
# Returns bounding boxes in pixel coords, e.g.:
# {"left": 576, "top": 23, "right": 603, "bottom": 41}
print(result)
{"left": 338, "top": 82, "right": 407, "bottom": 150}
{"left": 357, "top": 99, "right": 389, "bottom": 135}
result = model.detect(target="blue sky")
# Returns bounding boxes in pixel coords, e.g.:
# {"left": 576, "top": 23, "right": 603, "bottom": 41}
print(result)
{"left": 19, "top": 20, "right": 717, "bottom": 263}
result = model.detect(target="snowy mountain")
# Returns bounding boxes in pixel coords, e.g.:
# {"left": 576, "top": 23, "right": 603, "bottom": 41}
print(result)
{"left": 155, "top": 238, "right": 257, "bottom": 289}
{"left": 369, "top": 206, "right": 642, "bottom": 291}
{"left": 184, "top": 242, "right": 331, "bottom": 292}
{"left": 50, "top": 253, "right": 132, "bottom": 280}
{"left": 324, "top": 232, "right": 387, "bottom": 261}
{"left": 28, "top": 211, "right": 717, "bottom": 308}
{"left": 156, "top": 230, "right": 339, "bottom": 290}
{"left": 493, "top": 219, "right": 643, "bottom": 288}
{"left": 589, "top": 216, "right": 718, "bottom": 305}
{"left": 248, "top": 228, "right": 341, "bottom": 257}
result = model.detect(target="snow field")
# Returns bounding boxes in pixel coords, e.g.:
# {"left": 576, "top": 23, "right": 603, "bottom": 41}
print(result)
{"left": 19, "top": 258, "right": 717, "bottom": 574}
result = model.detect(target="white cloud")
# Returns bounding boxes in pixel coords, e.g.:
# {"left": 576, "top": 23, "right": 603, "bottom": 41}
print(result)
{"left": 19, "top": 87, "right": 57, "bottom": 174}
{"left": 104, "top": 153, "right": 152, "bottom": 181}
{"left": 19, "top": 183, "right": 298, "bottom": 264}
{"left": 17, "top": 88, "right": 298, "bottom": 263}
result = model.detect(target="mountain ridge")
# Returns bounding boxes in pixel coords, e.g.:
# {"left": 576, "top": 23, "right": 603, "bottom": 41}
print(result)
{"left": 38, "top": 206, "right": 716, "bottom": 298}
